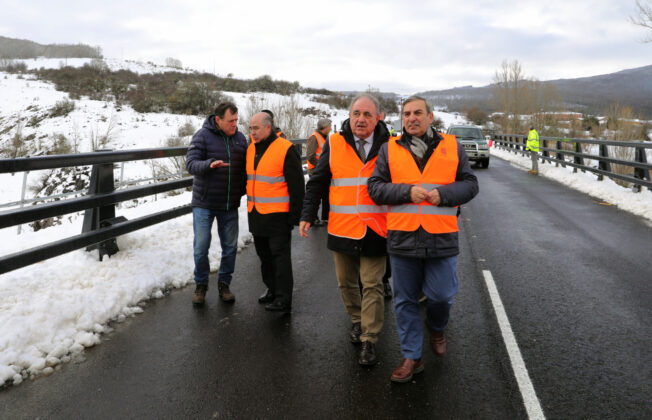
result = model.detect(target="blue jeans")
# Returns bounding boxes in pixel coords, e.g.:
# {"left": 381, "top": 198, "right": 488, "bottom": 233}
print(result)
{"left": 192, "top": 207, "right": 239, "bottom": 286}
{"left": 390, "top": 254, "right": 459, "bottom": 360}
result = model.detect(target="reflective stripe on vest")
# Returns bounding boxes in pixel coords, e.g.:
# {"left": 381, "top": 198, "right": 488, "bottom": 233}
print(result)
{"left": 387, "top": 135, "right": 459, "bottom": 234}
{"left": 307, "top": 131, "right": 326, "bottom": 170}
{"left": 246, "top": 138, "right": 293, "bottom": 214}
{"left": 327, "top": 133, "right": 394, "bottom": 239}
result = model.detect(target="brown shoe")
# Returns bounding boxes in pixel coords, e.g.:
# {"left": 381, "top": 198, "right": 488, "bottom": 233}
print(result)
{"left": 192, "top": 284, "right": 207, "bottom": 306}
{"left": 218, "top": 281, "right": 235, "bottom": 303}
{"left": 391, "top": 358, "right": 424, "bottom": 383}
{"left": 428, "top": 328, "right": 446, "bottom": 355}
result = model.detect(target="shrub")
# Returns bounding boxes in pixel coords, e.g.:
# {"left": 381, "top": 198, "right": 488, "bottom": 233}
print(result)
{"left": 178, "top": 120, "right": 196, "bottom": 137}
{"left": 467, "top": 107, "right": 488, "bottom": 126}
{"left": 49, "top": 98, "right": 75, "bottom": 118}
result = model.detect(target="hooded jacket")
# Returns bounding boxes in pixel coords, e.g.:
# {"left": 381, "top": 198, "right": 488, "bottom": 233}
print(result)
{"left": 367, "top": 127, "right": 479, "bottom": 258}
{"left": 301, "top": 119, "right": 390, "bottom": 257}
{"left": 186, "top": 115, "right": 248, "bottom": 211}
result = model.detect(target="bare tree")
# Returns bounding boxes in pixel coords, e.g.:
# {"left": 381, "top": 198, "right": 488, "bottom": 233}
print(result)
{"left": 492, "top": 60, "right": 525, "bottom": 134}
{"left": 165, "top": 57, "right": 183, "bottom": 69}
{"left": 492, "top": 59, "right": 560, "bottom": 135}
{"left": 630, "top": 0, "right": 652, "bottom": 42}
{"left": 241, "top": 95, "right": 311, "bottom": 139}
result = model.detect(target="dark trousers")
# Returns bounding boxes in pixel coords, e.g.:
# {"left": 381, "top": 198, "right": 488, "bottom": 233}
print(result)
{"left": 253, "top": 233, "right": 293, "bottom": 306}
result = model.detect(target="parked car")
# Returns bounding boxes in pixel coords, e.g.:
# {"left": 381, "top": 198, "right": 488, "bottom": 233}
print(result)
{"left": 447, "top": 124, "right": 490, "bottom": 168}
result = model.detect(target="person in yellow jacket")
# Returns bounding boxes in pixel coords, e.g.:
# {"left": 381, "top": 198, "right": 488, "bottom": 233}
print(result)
{"left": 247, "top": 112, "right": 305, "bottom": 312}
{"left": 306, "top": 118, "right": 332, "bottom": 226}
{"left": 368, "top": 96, "right": 479, "bottom": 383}
{"left": 526, "top": 126, "right": 540, "bottom": 174}
{"left": 300, "top": 93, "right": 392, "bottom": 367}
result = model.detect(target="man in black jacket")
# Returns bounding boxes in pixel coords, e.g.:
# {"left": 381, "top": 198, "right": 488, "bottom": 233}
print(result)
{"left": 248, "top": 112, "right": 305, "bottom": 312}
{"left": 186, "top": 102, "right": 248, "bottom": 306}
{"left": 300, "top": 93, "right": 389, "bottom": 366}
{"left": 368, "top": 95, "right": 479, "bottom": 382}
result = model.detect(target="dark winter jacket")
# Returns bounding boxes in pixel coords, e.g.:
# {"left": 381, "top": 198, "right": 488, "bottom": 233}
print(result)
{"left": 248, "top": 132, "right": 305, "bottom": 237}
{"left": 186, "top": 116, "right": 248, "bottom": 211}
{"left": 301, "top": 119, "right": 390, "bottom": 257}
{"left": 367, "top": 128, "right": 479, "bottom": 258}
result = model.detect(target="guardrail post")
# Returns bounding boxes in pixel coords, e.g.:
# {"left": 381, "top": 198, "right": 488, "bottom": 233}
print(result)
{"left": 82, "top": 149, "right": 121, "bottom": 260}
{"left": 542, "top": 139, "right": 549, "bottom": 162}
{"left": 17, "top": 170, "right": 29, "bottom": 234}
{"left": 597, "top": 144, "right": 610, "bottom": 181}
{"left": 633, "top": 146, "right": 651, "bottom": 192}
{"left": 556, "top": 140, "right": 564, "bottom": 167}
{"left": 573, "top": 142, "right": 584, "bottom": 173}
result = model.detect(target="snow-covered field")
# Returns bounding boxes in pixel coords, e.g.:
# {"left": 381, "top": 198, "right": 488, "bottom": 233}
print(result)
{"left": 1, "top": 57, "right": 651, "bottom": 388}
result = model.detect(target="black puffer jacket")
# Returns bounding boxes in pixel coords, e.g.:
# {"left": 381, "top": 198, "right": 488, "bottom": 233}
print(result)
{"left": 367, "top": 129, "right": 479, "bottom": 258}
{"left": 186, "top": 116, "right": 248, "bottom": 211}
{"left": 301, "top": 119, "right": 390, "bottom": 257}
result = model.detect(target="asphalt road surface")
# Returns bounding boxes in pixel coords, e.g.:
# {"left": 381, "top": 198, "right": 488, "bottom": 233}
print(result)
{"left": 1, "top": 156, "right": 650, "bottom": 419}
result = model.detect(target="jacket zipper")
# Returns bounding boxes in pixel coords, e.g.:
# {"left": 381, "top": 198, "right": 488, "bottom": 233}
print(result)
{"left": 224, "top": 135, "right": 232, "bottom": 211}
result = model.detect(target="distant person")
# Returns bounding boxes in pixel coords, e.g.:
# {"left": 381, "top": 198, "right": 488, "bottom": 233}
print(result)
{"left": 379, "top": 107, "right": 396, "bottom": 137}
{"left": 368, "top": 95, "right": 479, "bottom": 383}
{"left": 306, "top": 118, "right": 332, "bottom": 226}
{"left": 300, "top": 93, "right": 390, "bottom": 367}
{"left": 261, "top": 109, "right": 287, "bottom": 139}
{"left": 526, "top": 126, "right": 540, "bottom": 175}
{"left": 248, "top": 112, "right": 305, "bottom": 313}
{"left": 186, "top": 101, "right": 248, "bottom": 306}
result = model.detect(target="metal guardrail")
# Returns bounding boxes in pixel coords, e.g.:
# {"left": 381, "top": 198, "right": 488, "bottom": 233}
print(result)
{"left": 0, "top": 139, "right": 307, "bottom": 275}
{"left": 492, "top": 134, "right": 652, "bottom": 191}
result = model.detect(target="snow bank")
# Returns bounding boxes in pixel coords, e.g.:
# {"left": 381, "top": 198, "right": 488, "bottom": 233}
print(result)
{"left": 0, "top": 192, "right": 252, "bottom": 386}
{"left": 491, "top": 146, "right": 652, "bottom": 222}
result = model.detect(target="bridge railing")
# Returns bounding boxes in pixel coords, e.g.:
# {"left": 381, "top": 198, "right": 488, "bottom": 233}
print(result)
{"left": 492, "top": 134, "right": 652, "bottom": 191}
{"left": 0, "top": 139, "right": 306, "bottom": 275}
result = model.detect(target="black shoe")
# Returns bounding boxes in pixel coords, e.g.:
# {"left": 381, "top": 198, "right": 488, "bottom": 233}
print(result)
{"left": 258, "top": 289, "right": 274, "bottom": 304}
{"left": 265, "top": 300, "right": 291, "bottom": 313}
{"left": 359, "top": 341, "right": 377, "bottom": 366}
{"left": 349, "top": 322, "right": 362, "bottom": 344}
{"left": 383, "top": 281, "right": 392, "bottom": 300}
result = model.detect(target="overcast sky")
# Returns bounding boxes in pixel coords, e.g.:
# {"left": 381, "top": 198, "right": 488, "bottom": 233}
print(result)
{"left": 1, "top": 0, "right": 650, "bottom": 93}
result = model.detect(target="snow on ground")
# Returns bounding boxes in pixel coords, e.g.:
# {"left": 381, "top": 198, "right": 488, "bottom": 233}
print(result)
{"left": 491, "top": 145, "right": 652, "bottom": 222}
{"left": 0, "top": 66, "right": 346, "bottom": 208}
{"left": 0, "top": 58, "right": 355, "bottom": 387}
{"left": 0, "top": 192, "right": 252, "bottom": 386}
{"left": 2, "top": 57, "right": 650, "bottom": 388}
{"left": 15, "top": 57, "right": 195, "bottom": 75}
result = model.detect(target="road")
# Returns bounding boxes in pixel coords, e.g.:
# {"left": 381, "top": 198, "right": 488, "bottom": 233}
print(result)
{"left": 1, "top": 157, "right": 650, "bottom": 419}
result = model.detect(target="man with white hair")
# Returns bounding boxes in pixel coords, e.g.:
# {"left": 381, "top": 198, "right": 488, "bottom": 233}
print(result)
{"left": 300, "top": 93, "right": 392, "bottom": 366}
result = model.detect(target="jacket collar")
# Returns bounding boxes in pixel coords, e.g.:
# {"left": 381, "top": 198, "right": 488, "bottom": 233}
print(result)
{"left": 339, "top": 119, "right": 390, "bottom": 161}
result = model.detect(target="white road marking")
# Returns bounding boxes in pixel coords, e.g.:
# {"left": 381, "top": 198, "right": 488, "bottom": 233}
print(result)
{"left": 482, "top": 270, "right": 546, "bottom": 419}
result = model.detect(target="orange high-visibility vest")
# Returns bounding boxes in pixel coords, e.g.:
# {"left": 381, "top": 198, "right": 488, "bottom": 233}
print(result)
{"left": 307, "top": 131, "right": 327, "bottom": 170}
{"left": 246, "top": 138, "right": 293, "bottom": 214}
{"left": 327, "top": 133, "right": 389, "bottom": 239}
{"left": 387, "top": 134, "right": 459, "bottom": 234}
